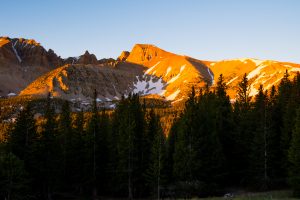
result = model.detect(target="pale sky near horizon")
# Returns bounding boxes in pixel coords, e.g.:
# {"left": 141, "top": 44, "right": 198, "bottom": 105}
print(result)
{"left": 1, "top": 0, "right": 300, "bottom": 63}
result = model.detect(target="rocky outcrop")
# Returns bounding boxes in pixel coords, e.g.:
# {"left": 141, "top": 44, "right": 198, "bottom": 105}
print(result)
{"left": 126, "top": 44, "right": 172, "bottom": 64}
{"left": 117, "top": 51, "right": 130, "bottom": 61}
{"left": 77, "top": 50, "right": 98, "bottom": 65}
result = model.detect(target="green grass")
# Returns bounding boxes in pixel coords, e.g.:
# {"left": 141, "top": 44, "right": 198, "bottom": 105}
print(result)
{"left": 190, "top": 190, "right": 298, "bottom": 200}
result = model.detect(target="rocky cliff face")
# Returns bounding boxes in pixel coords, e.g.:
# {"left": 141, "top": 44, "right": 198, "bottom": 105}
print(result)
{"left": 77, "top": 50, "right": 98, "bottom": 65}
{"left": 0, "top": 37, "right": 112, "bottom": 96}
{"left": 0, "top": 37, "right": 63, "bottom": 96}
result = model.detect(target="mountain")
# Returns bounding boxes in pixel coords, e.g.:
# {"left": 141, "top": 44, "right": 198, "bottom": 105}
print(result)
{"left": 2, "top": 36, "right": 300, "bottom": 104}
{"left": 0, "top": 37, "right": 62, "bottom": 96}
{"left": 20, "top": 44, "right": 212, "bottom": 103}
{"left": 207, "top": 58, "right": 300, "bottom": 99}
{"left": 0, "top": 37, "right": 114, "bottom": 97}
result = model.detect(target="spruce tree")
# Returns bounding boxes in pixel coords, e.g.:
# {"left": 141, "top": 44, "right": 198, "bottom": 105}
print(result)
{"left": 36, "top": 93, "right": 61, "bottom": 199}
{"left": 288, "top": 108, "right": 300, "bottom": 197}
{"left": 58, "top": 100, "right": 84, "bottom": 192}
{"left": 0, "top": 152, "right": 28, "bottom": 200}
{"left": 8, "top": 103, "right": 36, "bottom": 161}
{"left": 96, "top": 108, "right": 110, "bottom": 194}
{"left": 112, "top": 93, "right": 147, "bottom": 198}
{"left": 85, "top": 89, "right": 100, "bottom": 197}
{"left": 215, "top": 74, "right": 233, "bottom": 185}
{"left": 173, "top": 87, "right": 197, "bottom": 184}
{"left": 236, "top": 73, "right": 251, "bottom": 110}
{"left": 267, "top": 85, "right": 283, "bottom": 185}
{"left": 173, "top": 88, "right": 225, "bottom": 196}
{"left": 233, "top": 73, "right": 253, "bottom": 184}
{"left": 72, "top": 110, "right": 85, "bottom": 192}
{"left": 145, "top": 109, "right": 166, "bottom": 199}
{"left": 249, "top": 85, "right": 269, "bottom": 189}
{"left": 279, "top": 70, "right": 293, "bottom": 178}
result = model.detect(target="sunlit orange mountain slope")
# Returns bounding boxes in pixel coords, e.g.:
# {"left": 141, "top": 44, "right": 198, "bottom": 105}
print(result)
{"left": 1, "top": 36, "right": 300, "bottom": 104}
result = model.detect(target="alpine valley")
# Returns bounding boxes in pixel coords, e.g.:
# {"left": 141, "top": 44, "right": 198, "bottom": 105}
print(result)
{"left": 1, "top": 36, "right": 300, "bottom": 106}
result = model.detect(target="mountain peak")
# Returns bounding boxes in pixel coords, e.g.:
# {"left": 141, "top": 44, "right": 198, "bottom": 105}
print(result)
{"left": 84, "top": 50, "right": 90, "bottom": 55}
{"left": 77, "top": 50, "right": 98, "bottom": 64}
{"left": 126, "top": 44, "right": 172, "bottom": 64}
{"left": 0, "top": 37, "right": 10, "bottom": 47}
{"left": 117, "top": 51, "right": 130, "bottom": 61}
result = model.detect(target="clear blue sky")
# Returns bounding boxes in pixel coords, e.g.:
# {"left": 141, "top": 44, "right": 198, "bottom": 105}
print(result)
{"left": 1, "top": 0, "right": 300, "bottom": 62}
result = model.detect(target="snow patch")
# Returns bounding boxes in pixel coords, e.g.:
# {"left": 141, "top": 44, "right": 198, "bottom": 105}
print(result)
{"left": 247, "top": 64, "right": 267, "bottom": 80}
{"left": 283, "top": 65, "right": 300, "bottom": 72}
{"left": 207, "top": 67, "right": 214, "bottom": 84}
{"left": 171, "top": 97, "right": 184, "bottom": 104}
{"left": 11, "top": 44, "right": 22, "bottom": 63}
{"left": 265, "top": 78, "right": 283, "bottom": 90}
{"left": 145, "top": 61, "right": 161, "bottom": 74}
{"left": 180, "top": 65, "right": 186, "bottom": 73}
{"left": 165, "top": 66, "right": 172, "bottom": 76}
{"left": 227, "top": 76, "right": 238, "bottom": 85}
{"left": 167, "top": 65, "right": 186, "bottom": 84}
{"left": 250, "top": 59, "right": 264, "bottom": 66}
{"left": 133, "top": 76, "right": 166, "bottom": 96}
{"left": 7, "top": 93, "right": 17, "bottom": 97}
{"left": 109, "top": 104, "right": 116, "bottom": 109}
{"left": 289, "top": 67, "right": 300, "bottom": 72}
{"left": 166, "top": 89, "right": 181, "bottom": 101}
{"left": 249, "top": 87, "right": 258, "bottom": 97}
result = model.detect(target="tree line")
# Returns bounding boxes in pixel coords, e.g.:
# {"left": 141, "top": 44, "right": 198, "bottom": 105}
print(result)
{"left": 1, "top": 71, "right": 300, "bottom": 199}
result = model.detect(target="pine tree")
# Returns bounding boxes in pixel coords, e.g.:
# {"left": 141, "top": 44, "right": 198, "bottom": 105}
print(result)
{"left": 58, "top": 100, "right": 85, "bottom": 192}
{"left": 279, "top": 70, "right": 294, "bottom": 178}
{"left": 173, "top": 88, "right": 225, "bottom": 196}
{"left": 288, "top": 108, "right": 300, "bottom": 197}
{"left": 7, "top": 103, "right": 38, "bottom": 197}
{"left": 8, "top": 103, "right": 37, "bottom": 160}
{"left": 85, "top": 89, "right": 100, "bottom": 197}
{"left": 173, "top": 87, "right": 197, "bottom": 183}
{"left": 267, "top": 86, "right": 283, "bottom": 185}
{"left": 249, "top": 85, "right": 269, "bottom": 189}
{"left": 0, "top": 152, "right": 28, "bottom": 200}
{"left": 37, "top": 93, "right": 61, "bottom": 199}
{"left": 112, "top": 93, "right": 147, "bottom": 198}
{"left": 58, "top": 101, "right": 71, "bottom": 189}
{"left": 236, "top": 73, "right": 251, "bottom": 110}
{"left": 194, "top": 91, "right": 225, "bottom": 195}
{"left": 145, "top": 109, "right": 166, "bottom": 199}
{"left": 165, "top": 119, "right": 178, "bottom": 185}
{"left": 96, "top": 108, "right": 110, "bottom": 194}
{"left": 232, "top": 73, "right": 253, "bottom": 184}
{"left": 215, "top": 74, "right": 233, "bottom": 185}
{"left": 72, "top": 110, "right": 85, "bottom": 193}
